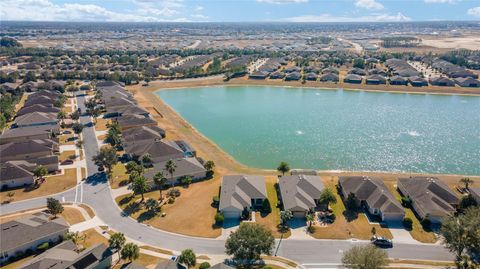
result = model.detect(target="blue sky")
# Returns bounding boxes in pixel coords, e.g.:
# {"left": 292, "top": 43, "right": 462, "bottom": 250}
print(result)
{"left": 1, "top": 0, "right": 479, "bottom": 22}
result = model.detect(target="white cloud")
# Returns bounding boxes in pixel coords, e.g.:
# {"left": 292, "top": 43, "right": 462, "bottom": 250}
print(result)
{"left": 257, "top": 0, "right": 308, "bottom": 4}
{"left": 424, "top": 0, "right": 456, "bottom": 3}
{"left": 0, "top": 0, "right": 207, "bottom": 22}
{"left": 283, "top": 12, "right": 411, "bottom": 22}
{"left": 355, "top": 0, "right": 384, "bottom": 10}
{"left": 467, "top": 6, "right": 480, "bottom": 17}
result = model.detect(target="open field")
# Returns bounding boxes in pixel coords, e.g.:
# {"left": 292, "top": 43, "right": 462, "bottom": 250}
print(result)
{"left": 0, "top": 168, "right": 77, "bottom": 203}
{"left": 421, "top": 36, "right": 480, "bottom": 50}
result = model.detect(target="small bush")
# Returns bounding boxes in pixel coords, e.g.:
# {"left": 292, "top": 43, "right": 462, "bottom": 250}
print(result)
{"left": 420, "top": 218, "right": 431, "bottom": 230}
{"left": 262, "top": 199, "right": 272, "bottom": 214}
{"left": 37, "top": 242, "right": 49, "bottom": 252}
{"left": 215, "top": 212, "right": 224, "bottom": 224}
{"left": 199, "top": 262, "right": 211, "bottom": 269}
{"left": 212, "top": 196, "right": 219, "bottom": 207}
{"left": 401, "top": 196, "right": 412, "bottom": 207}
{"left": 403, "top": 217, "right": 413, "bottom": 229}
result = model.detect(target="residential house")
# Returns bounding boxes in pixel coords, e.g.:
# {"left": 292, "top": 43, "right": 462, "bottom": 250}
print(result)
{"left": 305, "top": 72, "right": 317, "bottom": 81}
{"left": 454, "top": 77, "right": 479, "bottom": 87}
{"left": 13, "top": 112, "right": 58, "bottom": 128}
{"left": 219, "top": 175, "right": 267, "bottom": 218}
{"left": 319, "top": 73, "right": 339, "bottom": 82}
{"left": 249, "top": 71, "right": 269, "bottom": 80}
{"left": 366, "top": 74, "right": 386, "bottom": 85}
{"left": 285, "top": 72, "right": 301, "bottom": 81}
{"left": 269, "top": 72, "right": 285, "bottom": 79}
{"left": 397, "top": 177, "right": 460, "bottom": 224}
{"left": 389, "top": 75, "right": 407, "bottom": 86}
{"left": 19, "top": 240, "right": 112, "bottom": 269}
{"left": 121, "top": 126, "right": 166, "bottom": 147}
{"left": 124, "top": 139, "right": 185, "bottom": 162}
{"left": 0, "top": 124, "right": 60, "bottom": 144}
{"left": 430, "top": 77, "right": 455, "bottom": 87}
{"left": 144, "top": 157, "right": 207, "bottom": 185}
{"left": 338, "top": 176, "right": 405, "bottom": 222}
{"left": 0, "top": 213, "right": 69, "bottom": 262}
{"left": 16, "top": 104, "right": 60, "bottom": 117}
{"left": 0, "top": 161, "right": 34, "bottom": 189}
{"left": 278, "top": 175, "right": 324, "bottom": 217}
{"left": 344, "top": 74, "right": 363, "bottom": 84}
{"left": 116, "top": 115, "right": 157, "bottom": 130}
{"left": 348, "top": 68, "right": 367, "bottom": 76}
{"left": 0, "top": 139, "right": 59, "bottom": 162}
{"left": 155, "top": 260, "right": 186, "bottom": 269}
{"left": 408, "top": 76, "right": 428, "bottom": 87}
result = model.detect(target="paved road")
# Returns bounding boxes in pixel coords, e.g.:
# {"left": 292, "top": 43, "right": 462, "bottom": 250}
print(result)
{"left": 0, "top": 91, "right": 455, "bottom": 264}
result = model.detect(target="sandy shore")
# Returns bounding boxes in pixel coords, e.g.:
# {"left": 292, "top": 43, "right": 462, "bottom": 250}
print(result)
{"left": 127, "top": 77, "right": 480, "bottom": 183}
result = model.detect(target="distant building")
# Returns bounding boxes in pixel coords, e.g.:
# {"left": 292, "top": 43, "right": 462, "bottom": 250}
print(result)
{"left": 144, "top": 157, "right": 207, "bottom": 185}
{"left": 454, "top": 77, "right": 479, "bottom": 87}
{"left": 344, "top": 74, "right": 363, "bottom": 84}
{"left": 430, "top": 77, "right": 455, "bottom": 87}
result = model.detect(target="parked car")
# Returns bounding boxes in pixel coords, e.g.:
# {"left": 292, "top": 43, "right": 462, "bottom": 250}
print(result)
{"left": 61, "top": 159, "right": 74, "bottom": 165}
{"left": 63, "top": 130, "right": 72, "bottom": 134}
{"left": 371, "top": 235, "right": 393, "bottom": 248}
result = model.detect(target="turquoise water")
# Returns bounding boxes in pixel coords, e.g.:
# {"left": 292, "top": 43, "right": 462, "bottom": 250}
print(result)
{"left": 157, "top": 86, "right": 480, "bottom": 175}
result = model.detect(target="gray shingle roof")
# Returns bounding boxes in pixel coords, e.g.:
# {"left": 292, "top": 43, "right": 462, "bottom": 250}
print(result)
{"left": 20, "top": 240, "right": 111, "bottom": 269}
{"left": 116, "top": 115, "right": 157, "bottom": 129}
{"left": 219, "top": 175, "right": 267, "bottom": 211}
{"left": 0, "top": 161, "right": 34, "bottom": 182}
{"left": 14, "top": 112, "right": 57, "bottom": 126}
{"left": 144, "top": 157, "right": 206, "bottom": 182}
{"left": 339, "top": 176, "right": 404, "bottom": 215}
{"left": 0, "top": 124, "right": 59, "bottom": 140}
{"left": 0, "top": 212, "right": 69, "bottom": 253}
{"left": 122, "top": 126, "right": 166, "bottom": 145}
{"left": 397, "top": 177, "right": 459, "bottom": 218}
{"left": 155, "top": 260, "right": 186, "bottom": 269}
{"left": 124, "top": 139, "right": 183, "bottom": 159}
{"left": 17, "top": 104, "right": 60, "bottom": 117}
{"left": 279, "top": 175, "right": 324, "bottom": 212}
{"left": 0, "top": 139, "right": 57, "bottom": 160}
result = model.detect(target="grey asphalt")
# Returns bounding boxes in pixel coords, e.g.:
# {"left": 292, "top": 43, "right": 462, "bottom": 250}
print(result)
{"left": 0, "top": 91, "right": 455, "bottom": 264}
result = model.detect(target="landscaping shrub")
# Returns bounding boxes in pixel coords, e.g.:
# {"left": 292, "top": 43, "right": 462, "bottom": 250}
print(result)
{"left": 262, "top": 199, "right": 272, "bottom": 214}
{"left": 168, "top": 188, "right": 181, "bottom": 197}
{"left": 212, "top": 196, "right": 219, "bottom": 207}
{"left": 403, "top": 217, "right": 413, "bottom": 229}
{"left": 401, "top": 196, "right": 412, "bottom": 207}
{"left": 420, "top": 218, "right": 431, "bottom": 230}
{"left": 37, "top": 242, "right": 49, "bottom": 252}
{"left": 199, "top": 262, "right": 211, "bottom": 269}
{"left": 215, "top": 212, "right": 224, "bottom": 224}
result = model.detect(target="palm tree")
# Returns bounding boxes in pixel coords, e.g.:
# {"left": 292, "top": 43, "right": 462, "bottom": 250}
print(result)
{"left": 121, "top": 243, "right": 139, "bottom": 263}
{"left": 306, "top": 213, "right": 315, "bottom": 231}
{"left": 319, "top": 188, "right": 337, "bottom": 209}
{"left": 65, "top": 231, "right": 86, "bottom": 252}
{"left": 460, "top": 177, "right": 473, "bottom": 190}
{"left": 132, "top": 175, "right": 150, "bottom": 202}
{"left": 164, "top": 159, "right": 177, "bottom": 179}
{"left": 141, "top": 154, "right": 153, "bottom": 168}
{"left": 153, "top": 172, "right": 168, "bottom": 200}
{"left": 108, "top": 232, "right": 126, "bottom": 260}
{"left": 277, "top": 161, "right": 290, "bottom": 176}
